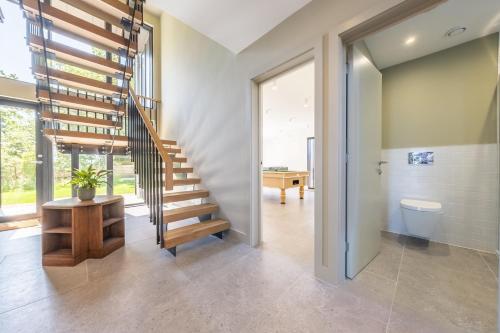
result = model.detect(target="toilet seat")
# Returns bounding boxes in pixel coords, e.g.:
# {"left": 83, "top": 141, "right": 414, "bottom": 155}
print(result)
{"left": 400, "top": 199, "right": 442, "bottom": 212}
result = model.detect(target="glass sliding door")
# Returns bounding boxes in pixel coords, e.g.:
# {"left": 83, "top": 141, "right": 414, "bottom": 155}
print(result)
{"left": 53, "top": 148, "right": 72, "bottom": 200}
{"left": 113, "top": 155, "right": 142, "bottom": 205}
{"left": 0, "top": 102, "right": 38, "bottom": 220}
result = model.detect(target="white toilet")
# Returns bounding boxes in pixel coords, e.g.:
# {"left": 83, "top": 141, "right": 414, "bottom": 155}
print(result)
{"left": 400, "top": 199, "right": 442, "bottom": 239}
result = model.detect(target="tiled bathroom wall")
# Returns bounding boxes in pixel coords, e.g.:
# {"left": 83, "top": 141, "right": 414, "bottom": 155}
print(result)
{"left": 381, "top": 144, "right": 499, "bottom": 252}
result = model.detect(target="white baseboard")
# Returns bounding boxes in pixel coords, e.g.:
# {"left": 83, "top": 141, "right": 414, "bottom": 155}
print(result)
{"left": 227, "top": 228, "right": 248, "bottom": 244}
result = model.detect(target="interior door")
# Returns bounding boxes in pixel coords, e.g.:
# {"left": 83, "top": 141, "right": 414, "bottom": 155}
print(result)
{"left": 346, "top": 44, "right": 383, "bottom": 278}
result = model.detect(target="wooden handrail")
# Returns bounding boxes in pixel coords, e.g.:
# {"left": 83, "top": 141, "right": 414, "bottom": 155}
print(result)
{"left": 129, "top": 87, "right": 173, "bottom": 190}
{"left": 137, "top": 95, "right": 161, "bottom": 103}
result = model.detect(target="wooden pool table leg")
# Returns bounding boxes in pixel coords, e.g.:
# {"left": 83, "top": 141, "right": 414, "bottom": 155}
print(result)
{"left": 299, "top": 186, "right": 304, "bottom": 199}
{"left": 280, "top": 189, "right": 286, "bottom": 204}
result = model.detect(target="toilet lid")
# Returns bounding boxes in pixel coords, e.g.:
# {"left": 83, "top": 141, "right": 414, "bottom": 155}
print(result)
{"left": 400, "top": 199, "right": 442, "bottom": 212}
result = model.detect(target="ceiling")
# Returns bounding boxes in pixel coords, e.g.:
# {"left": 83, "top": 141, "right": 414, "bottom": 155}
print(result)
{"left": 364, "top": 0, "right": 500, "bottom": 69}
{"left": 146, "top": 0, "right": 312, "bottom": 54}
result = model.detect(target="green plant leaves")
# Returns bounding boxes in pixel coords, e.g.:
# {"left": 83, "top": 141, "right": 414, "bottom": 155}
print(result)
{"left": 69, "top": 165, "right": 112, "bottom": 189}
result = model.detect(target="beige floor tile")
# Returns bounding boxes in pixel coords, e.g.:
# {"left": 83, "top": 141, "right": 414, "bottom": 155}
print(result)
{"left": 0, "top": 190, "right": 497, "bottom": 333}
{"left": 0, "top": 262, "right": 88, "bottom": 314}
{"left": 390, "top": 242, "right": 497, "bottom": 333}
{"left": 479, "top": 251, "right": 498, "bottom": 279}
{"left": 244, "top": 274, "right": 387, "bottom": 333}
{"left": 364, "top": 231, "right": 406, "bottom": 281}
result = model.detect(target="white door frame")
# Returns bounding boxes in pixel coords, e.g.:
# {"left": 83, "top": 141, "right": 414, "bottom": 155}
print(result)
{"left": 250, "top": 38, "right": 339, "bottom": 282}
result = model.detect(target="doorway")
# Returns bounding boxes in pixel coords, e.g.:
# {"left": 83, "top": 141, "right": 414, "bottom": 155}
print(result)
{"left": 0, "top": 101, "right": 38, "bottom": 222}
{"left": 259, "top": 61, "right": 315, "bottom": 263}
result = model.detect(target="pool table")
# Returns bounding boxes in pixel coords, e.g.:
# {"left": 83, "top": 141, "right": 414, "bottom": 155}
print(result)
{"left": 262, "top": 171, "right": 309, "bottom": 204}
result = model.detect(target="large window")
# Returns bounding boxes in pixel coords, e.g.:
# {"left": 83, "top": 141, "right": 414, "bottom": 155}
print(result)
{"left": 0, "top": 0, "right": 34, "bottom": 82}
{"left": 134, "top": 24, "right": 153, "bottom": 99}
{"left": 0, "top": 102, "right": 37, "bottom": 218}
{"left": 53, "top": 149, "right": 72, "bottom": 200}
{"left": 113, "top": 155, "right": 142, "bottom": 205}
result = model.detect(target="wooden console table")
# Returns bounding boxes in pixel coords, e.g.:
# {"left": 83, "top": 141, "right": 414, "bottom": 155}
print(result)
{"left": 41, "top": 195, "right": 125, "bottom": 266}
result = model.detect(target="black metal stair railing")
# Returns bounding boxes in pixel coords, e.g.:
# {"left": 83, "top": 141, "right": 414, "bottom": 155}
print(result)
{"left": 128, "top": 90, "right": 165, "bottom": 246}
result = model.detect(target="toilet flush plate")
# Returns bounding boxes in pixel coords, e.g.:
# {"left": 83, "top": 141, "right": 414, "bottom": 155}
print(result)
{"left": 408, "top": 151, "right": 434, "bottom": 165}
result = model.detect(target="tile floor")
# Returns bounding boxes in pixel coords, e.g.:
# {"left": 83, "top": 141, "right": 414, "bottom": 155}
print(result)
{"left": 0, "top": 189, "right": 497, "bottom": 332}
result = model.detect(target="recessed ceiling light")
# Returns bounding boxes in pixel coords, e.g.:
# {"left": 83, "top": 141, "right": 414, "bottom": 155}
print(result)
{"left": 445, "top": 26, "right": 467, "bottom": 37}
{"left": 404, "top": 36, "right": 416, "bottom": 46}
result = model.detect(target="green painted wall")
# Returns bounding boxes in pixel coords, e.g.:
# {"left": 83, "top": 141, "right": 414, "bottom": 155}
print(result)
{"left": 382, "top": 33, "right": 498, "bottom": 149}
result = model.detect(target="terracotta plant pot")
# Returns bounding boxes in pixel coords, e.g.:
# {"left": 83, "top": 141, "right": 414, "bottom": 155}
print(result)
{"left": 77, "top": 187, "right": 96, "bottom": 201}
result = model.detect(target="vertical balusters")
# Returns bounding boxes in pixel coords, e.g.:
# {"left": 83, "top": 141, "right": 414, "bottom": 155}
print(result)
{"left": 127, "top": 95, "right": 164, "bottom": 246}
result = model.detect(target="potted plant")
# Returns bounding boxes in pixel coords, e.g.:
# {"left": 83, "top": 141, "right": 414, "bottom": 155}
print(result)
{"left": 70, "top": 165, "right": 111, "bottom": 201}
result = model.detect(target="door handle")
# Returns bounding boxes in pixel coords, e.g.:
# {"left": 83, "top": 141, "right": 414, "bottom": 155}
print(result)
{"left": 377, "top": 161, "right": 388, "bottom": 175}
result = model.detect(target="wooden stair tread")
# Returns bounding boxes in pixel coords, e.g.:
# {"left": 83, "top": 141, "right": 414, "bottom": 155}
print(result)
{"left": 163, "top": 203, "right": 218, "bottom": 223}
{"left": 44, "top": 129, "right": 128, "bottom": 147}
{"left": 41, "top": 111, "right": 121, "bottom": 129}
{"left": 23, "top": 0, "right": 137, "bottom": 54}
{"left": 165, "top": 147, "right": 182, "bottom": 154}
{"left": 28, "top": 35, "right": 131, "bottom": 78}
{"left": 58, "top": 0, "right": 142, "bottom": 30}
{"left": 161, "top": 139, "right": 177, "bottom": 145}
{"left": 173, "top": 167, "right": 193, "bottom": 174}
{"left": 38, "top": 90, "right": 124, "bottom": 114}
{"left": 33, "top": 65, "right": 123, "bottom": 97}
{"left": 164, "top": 219, "right": 230, "bottom": 249}
{"left": 77, "top": 0, "right": 143, "bottom": 25}
{"left": 171, "top": 157, "right": 187, "bottom": 163}
{"left": 163, "top": 189, "right": 209, "bottom": 203}
{"left": 173, "top": 178, "right": 201, "bottom": 186}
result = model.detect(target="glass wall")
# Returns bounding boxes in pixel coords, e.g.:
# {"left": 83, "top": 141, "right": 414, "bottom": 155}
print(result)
{"left": 0, "top": 103, "right": 37, "bottom": 218}
{"left": 113, "top": 155, "right": 141, "bottom": 205}
{"left": 0, "top": 0, "right": 34, "bottom": 83}
{"left": 53, "top": 148, "right": 72, "bottom": 200}
{"left": 133, "top": 24, "right": 153, "bottom": 100}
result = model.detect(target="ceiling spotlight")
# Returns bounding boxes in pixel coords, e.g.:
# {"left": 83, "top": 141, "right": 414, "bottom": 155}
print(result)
{"left": 445, "top": 26, "right": 466, "bottom": 37}
{"left": 404, "top": 36, "right": 416, "bottom": 46}
{"left": 271, "top": 80, "right": 278, "bottom": 91}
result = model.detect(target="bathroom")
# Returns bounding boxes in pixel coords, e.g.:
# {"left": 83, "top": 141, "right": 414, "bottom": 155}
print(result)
{"left": 345, "top": 0, "right": 499, "bottom": 330}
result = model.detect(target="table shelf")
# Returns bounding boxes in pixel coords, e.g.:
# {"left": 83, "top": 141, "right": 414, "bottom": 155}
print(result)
{"left": 45, "top": 226, "right": 72, "bottom": 234}
{"left": 42, "top": 195, "right": 124, "bottom": 266}
{"left": 103, "top": 217, "right": 124, "bottom": 228}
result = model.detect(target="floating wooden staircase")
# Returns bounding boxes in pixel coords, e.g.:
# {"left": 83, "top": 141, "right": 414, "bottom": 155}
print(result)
{"left": 23, "top": 0, "right": 230, "bottom": 256}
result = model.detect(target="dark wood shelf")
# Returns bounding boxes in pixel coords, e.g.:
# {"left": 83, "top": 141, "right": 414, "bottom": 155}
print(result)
{"left": 103, "top": 217, "right": 123, "bottom": 228}
{"left": 42, "top": 195, "right": 124, "bottom": 266}
{"left": 44, "top": 226, "right": 72, "bottom": 234}
{"left": 44, "top": 248, "right": 72, "bottom": 257}
{"left": 103, "top": 237, "right": 124, "bottom": 249}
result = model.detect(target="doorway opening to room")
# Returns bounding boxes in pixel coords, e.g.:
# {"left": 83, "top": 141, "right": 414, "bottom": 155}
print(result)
{"left": 344, "top": 0, "right": 498, "bottom": 330}
{"left": 259, "top": 60, "right": 315, "bottom": 264}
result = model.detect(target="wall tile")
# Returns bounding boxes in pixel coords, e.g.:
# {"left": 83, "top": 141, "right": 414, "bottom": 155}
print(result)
{"left": 381, "top": 144, "right": 498, "bottom": 252}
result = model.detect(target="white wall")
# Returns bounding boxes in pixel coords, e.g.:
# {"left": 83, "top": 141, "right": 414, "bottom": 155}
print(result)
{"left": 262, "top": 62, "right": 314, "bottom": 171}
{"left": 158, "top": 0, "right": 388, "bottom": 241}
{"left": 382, "top": 144, "right": 499, "bottom": 252}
